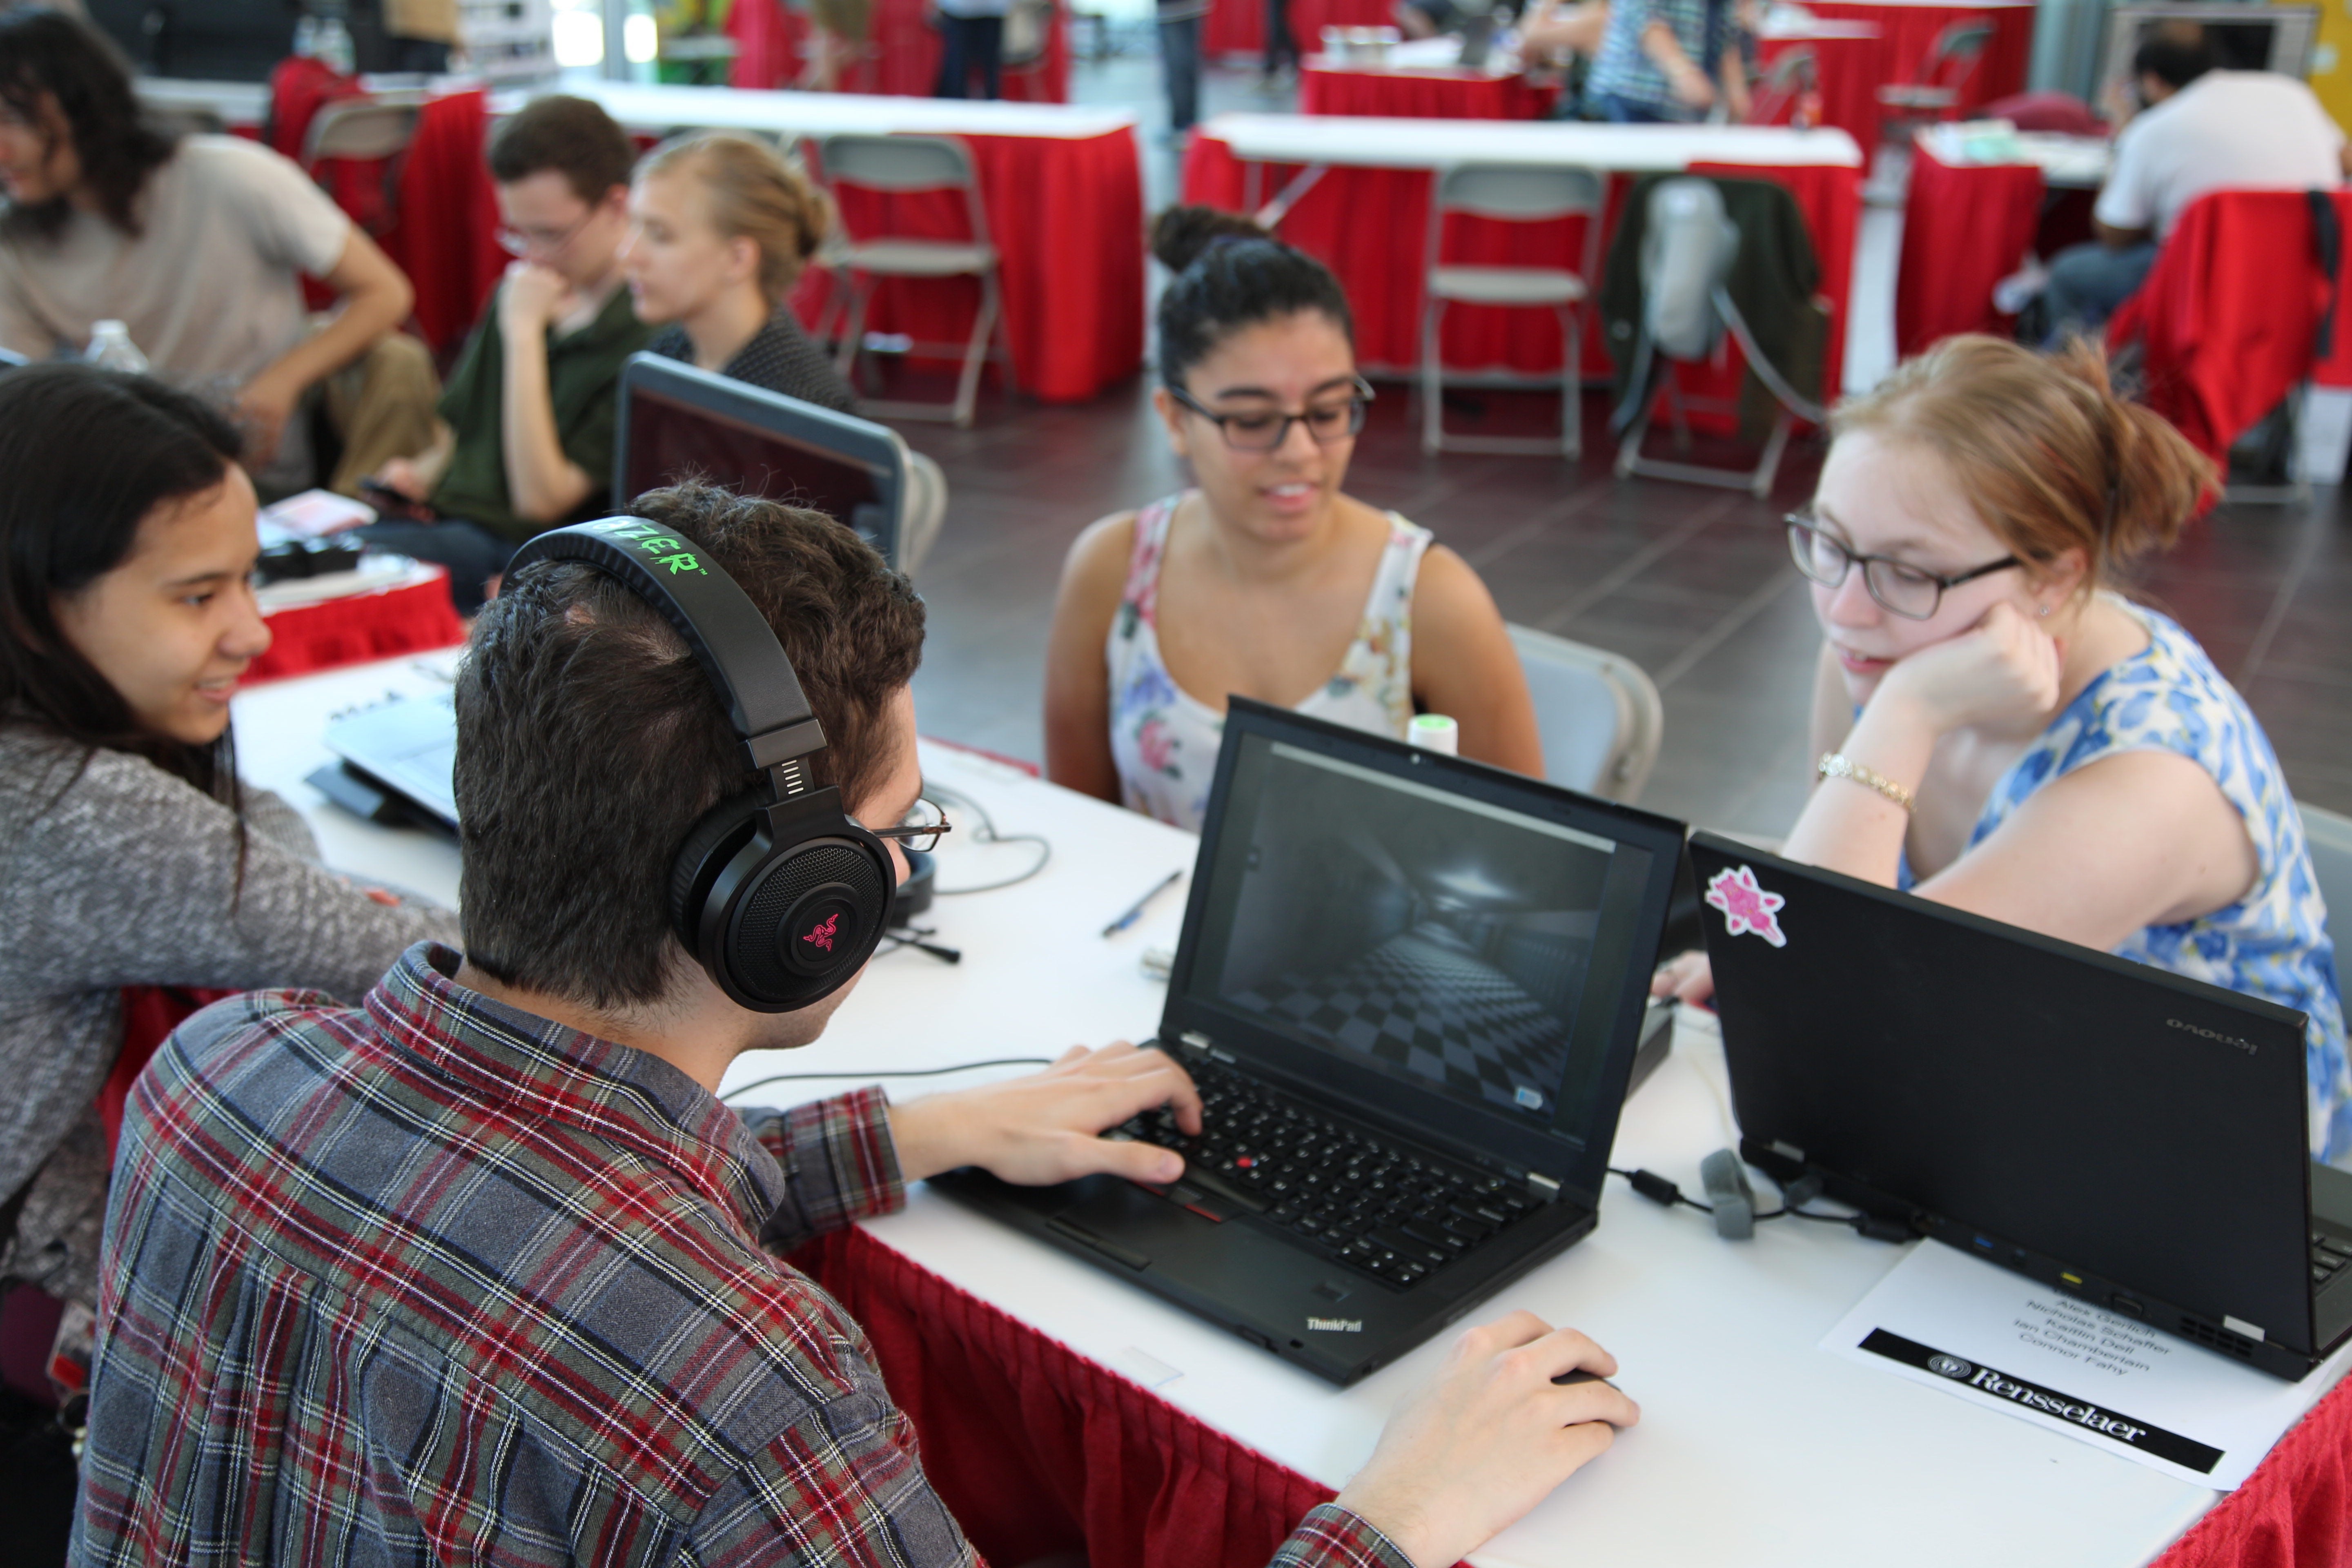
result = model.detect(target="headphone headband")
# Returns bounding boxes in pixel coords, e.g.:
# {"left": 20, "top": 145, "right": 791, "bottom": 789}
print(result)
{"left": 506, "top": 519, "right": 826, "bottom": 775}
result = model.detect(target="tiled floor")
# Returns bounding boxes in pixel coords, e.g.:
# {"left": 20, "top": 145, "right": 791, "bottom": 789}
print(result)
{"left": 889, "top": 57, "right": 2352, "bottom": 837}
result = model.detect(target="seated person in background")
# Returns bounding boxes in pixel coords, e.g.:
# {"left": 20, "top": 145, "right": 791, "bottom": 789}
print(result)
{"left": 364, "top": 94, "right": 655, "bottom": 613}
{"left": 623, "top": 132, "right": 855, "bottom": 412}
{"left": 1045, "top": 207, "right": 1542, "bottom": 831}
{"left": 2042, "top": 30, "right": 2346, "bottom": 341}
{"left": 0, "top": 9, "right": 414, "bottom": 496}
{"left": 1650, "top": 337, "right": 2347, "bottom": 1163}
{"left": 74, "top": 483, "right": 1639, "bottom": 1567}
{"left": 1582, "top": 0, "right": 1748, "bottom": 123}
{"left": 0, "top": 365, "right": 457, "bottom": 1413}
{"left": 621, "top": 130, "right": 951, "bottom": 572}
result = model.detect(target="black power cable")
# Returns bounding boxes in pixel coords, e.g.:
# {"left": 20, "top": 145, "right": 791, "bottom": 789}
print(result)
{"left": 1607, "top": 1165, "right": 1914, "bottom": 1242}
{"left": 722, "top": 1056, "right": 1055, "bottom": 1103}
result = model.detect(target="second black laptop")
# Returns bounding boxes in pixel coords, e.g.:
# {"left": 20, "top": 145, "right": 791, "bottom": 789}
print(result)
{"left": 1690, "top": 831, "right": 2352, "bottom": 1381}
{"left": 934, "top": 699, "right": 1684, "bottom": 1384}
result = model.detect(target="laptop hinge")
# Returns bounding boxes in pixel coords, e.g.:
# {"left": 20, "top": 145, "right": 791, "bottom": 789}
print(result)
{"left": 1527, "top": 1172, "right": 1561, "bottom": 1202}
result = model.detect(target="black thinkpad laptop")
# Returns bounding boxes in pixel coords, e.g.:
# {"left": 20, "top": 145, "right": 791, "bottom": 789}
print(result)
{"left": 933, "top": 699, "right": 1685, "bottom": 1384}
{"left": 1689, "top": 832, "right": 2352, "bottom": 1382}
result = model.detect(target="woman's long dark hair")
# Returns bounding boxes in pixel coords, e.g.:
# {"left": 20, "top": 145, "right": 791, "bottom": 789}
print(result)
{"left": 0, "top": 9, "right": 179, "bottom": 243}
{"left": 0, "top": 364, "right": 248, "bottom": 812}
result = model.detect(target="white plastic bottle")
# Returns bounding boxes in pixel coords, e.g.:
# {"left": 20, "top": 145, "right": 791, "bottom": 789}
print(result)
{"left": 84, "top": 320, "right": 150, "bottom": 374}
{"left": 1408, "top": 713, "right": 1459, "bottom": 756}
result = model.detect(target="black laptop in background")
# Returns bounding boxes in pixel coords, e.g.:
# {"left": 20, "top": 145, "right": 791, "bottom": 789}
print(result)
{"left": 934, "top": 699, "right": 1686, "bottom": 1385}
{"left": 1688, "top": 832, "right": 2352, "bottom": 1382}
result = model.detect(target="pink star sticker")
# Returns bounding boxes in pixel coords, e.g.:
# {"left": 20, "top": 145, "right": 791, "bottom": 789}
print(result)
{"left": 1704, "top": 865, "right": 1788, "bottom": 948}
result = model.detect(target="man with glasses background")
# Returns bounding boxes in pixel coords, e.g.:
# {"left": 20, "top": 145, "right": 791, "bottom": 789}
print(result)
{"left": 364, "top": 95, "right": 655, "bottom": 613}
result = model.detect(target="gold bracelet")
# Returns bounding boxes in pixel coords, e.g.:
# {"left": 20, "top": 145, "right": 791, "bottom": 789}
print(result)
{"left": 1817, "top": 753, "right": 1915, "bottom": 813}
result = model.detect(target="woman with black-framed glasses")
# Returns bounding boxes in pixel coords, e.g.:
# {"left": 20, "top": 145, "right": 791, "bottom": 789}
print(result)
{"left": 1649, "top": 337, "right": 2346, "bottom": 1166}
{"left": 1043, "top": 207, "right": 1541, "bottom": 831}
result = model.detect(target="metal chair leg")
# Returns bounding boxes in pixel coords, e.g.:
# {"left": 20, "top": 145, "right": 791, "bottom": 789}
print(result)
{"left": 834, "top": 276, "right": 872, "bottom": 386}
{"left": 1559, "top": 304, "right": 1581, "bottom": 461}
{"left": 951, "top": 271, "right": 1000, "bottom": 429}
{"left": 1422, "top": 296, "right": 1446, "bottom": 454}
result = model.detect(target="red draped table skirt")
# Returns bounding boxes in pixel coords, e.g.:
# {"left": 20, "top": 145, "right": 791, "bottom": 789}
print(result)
{"left": 247, "top": 569, "right": 466, "bottom": 684}
{"left": 1298, "top": 61, "right": 1559, "bottom": 120}
{"left": 798, "top": 1223, "right": 2351, "bottom": 1568}
{"left": 1801, "top": 0, "right": 2034, "bottom": 151}
{"left": 1893, "top": 135, "right": 2045, "bottom": 356}
{"left": 1179, "top": 129, "right": 1857, "bottom": 403}
{"left": 1752, "top": 27, "right": 1884, "bottom": 147}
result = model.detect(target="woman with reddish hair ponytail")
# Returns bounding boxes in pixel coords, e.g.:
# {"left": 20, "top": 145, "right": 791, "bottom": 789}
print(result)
{"left": 1650, "top": 337, "right": 2347, "bottom": 1164}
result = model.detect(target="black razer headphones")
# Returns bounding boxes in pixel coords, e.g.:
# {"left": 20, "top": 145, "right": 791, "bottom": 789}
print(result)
{"left": 504, "top": 517, "right": 896, "bottom": 1014}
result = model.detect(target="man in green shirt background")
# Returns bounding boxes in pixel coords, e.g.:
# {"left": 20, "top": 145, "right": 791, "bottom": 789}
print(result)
{"left": 363, "top": 95, "right": 654, "bottom": 612}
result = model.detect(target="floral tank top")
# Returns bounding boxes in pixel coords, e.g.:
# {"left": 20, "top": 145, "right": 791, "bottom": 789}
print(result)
{"left": 1106, "top": 492, "right": 1432, "bottom": 833}
{"left": 1900, "top": 596, "right": 2348, "bottom": 1163}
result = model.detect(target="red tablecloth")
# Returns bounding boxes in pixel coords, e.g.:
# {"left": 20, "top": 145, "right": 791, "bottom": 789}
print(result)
{"left": 1893, "top": 136, "right": 2042, "bottom": 356}
{"left": 1206, "top": 0, "right": 1393, "bottom": 63}
{"left": 1180, "top": 131, "right": 1857, "bottom": 401}
{"left": 2106, "top": 189, "right": 2352, "bottom": 468}
{"left": 725, "top": 0, "right": 1072, "bottom": 100}
{"left": 795, "top": 122, "right": 1144, "bottom": 403}
{"left": 1298, "top": 60, "right": 1558, "bottom": 120}
{"left": 246, "top": 568, "right": 467, "bottom": 683}
{"left": 381, "top": 90, "right": 509, "bottom": 354}
{"left": 795, "top": 1221, "right": 2352, "bottom": 1568}
{"left": 1803, "top": 0, "right": 2033, "bottom": 151}
{"left": 1753, "top": 28, "right": 1884, "bottom": 146}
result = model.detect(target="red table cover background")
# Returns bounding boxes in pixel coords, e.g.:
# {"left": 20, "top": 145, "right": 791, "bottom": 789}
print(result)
{"left": 795, "top": 126, "right": 1144, "bottom": 403}
{"left": 1753, "top": 29, "right": 1884, "bottom": 145}
{"left": 2105, "top": 189, "right": 2352, "bottom": 468}
{"left": 725, "top": 0, "right": 1073, "bottom": 100}
{"left": 1206, "top": 0, "right": 1394, "bottom": 62}
{"left": 1179, "top": 133, "right": 1857, "bottom": 408}
{"left": 1298, "top": 61, "right": 1559, "bottom": 120}
{"left": 1802, "top": 0, "right": 2032, "bottom": 150}
{"left": 247, "top": 571, "right": 466, "bottom": 683}
{"left": 797, "top": 1223, "right": 2352, "bottom": 1568}
{"left": 1893, "top": 135, "right": 2042, "bottom": 355}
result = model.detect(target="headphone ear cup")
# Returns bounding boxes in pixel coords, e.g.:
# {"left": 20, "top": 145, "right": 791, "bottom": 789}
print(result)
{"left": 715, "top": 829, "right": 893, "bottom": 1012}
{"left": 670, "top": 791, "right": 766, "bottom": 953}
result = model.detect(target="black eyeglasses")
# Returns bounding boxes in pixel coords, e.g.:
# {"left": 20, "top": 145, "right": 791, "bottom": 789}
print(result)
{"left": 1167, "top": 378, "right": 1375, "bottom": 453}
{"left": 496, "top": 208, "right": 598, "bottom": 258}
{"left": 870, "top": 798, "right": 951, "bottom": 854}
{"left": 1785, "top": 514, "right": 2022, "bottom": 621}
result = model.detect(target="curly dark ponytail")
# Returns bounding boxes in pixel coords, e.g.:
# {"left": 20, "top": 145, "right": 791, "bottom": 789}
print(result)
{"left": 1151, "top": 205, "right": 1354, "bottom": 390}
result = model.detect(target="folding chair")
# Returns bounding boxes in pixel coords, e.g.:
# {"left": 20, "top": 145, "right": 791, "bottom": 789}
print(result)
{"left": 300, "top": 95, "right": 423, "bottom": 172}
{"left": 1420, "top": 163, "right": 1604, "bottom": 458}
{"left": 1506, "top": 624, "right": 1663, "bottom": 802}
{"left": 1748, "top": 46, "right": 1817, "bottom": 127}
{"left": 821, "top": 133, "right": 1007, "bottom": 428}
{"left": 1876, "top": 20, "right": 1992, "bottom": 131}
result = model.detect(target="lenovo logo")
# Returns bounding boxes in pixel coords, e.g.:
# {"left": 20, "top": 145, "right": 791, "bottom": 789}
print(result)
{"left": 2166, "top": 1017, "right": 2256, "bottom": 1055}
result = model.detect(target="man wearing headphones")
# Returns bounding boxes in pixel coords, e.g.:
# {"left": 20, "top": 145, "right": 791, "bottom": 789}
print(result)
{"left": 74, "top": 486, "right": 1637, "bottom": 1567}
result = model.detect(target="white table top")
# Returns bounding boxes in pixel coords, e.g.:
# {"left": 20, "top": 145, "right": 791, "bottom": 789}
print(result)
{"left": 496, "top": 80, "right": 1137, "bottom": 141}
{"left": 229, "top": 652, "right": 2310, "bottom": 1567}
{"left": 1199, "top": 113, "right": 1864, "bottom": 171}
{"left": 1758, "top": 17, "right": 1883, "bottom": 40}
{"left": 134, "top": 76, "right": 270, "bottom": 129}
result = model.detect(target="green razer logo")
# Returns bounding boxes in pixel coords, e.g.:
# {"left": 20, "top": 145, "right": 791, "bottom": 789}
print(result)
{"left": 588, "top": 518, "right": 708, "bottom": 577}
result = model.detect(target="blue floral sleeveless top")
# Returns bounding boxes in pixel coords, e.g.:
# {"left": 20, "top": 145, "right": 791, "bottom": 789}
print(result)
{"left": 1903, "top": 597, "right": 2347, "bottom": 1163}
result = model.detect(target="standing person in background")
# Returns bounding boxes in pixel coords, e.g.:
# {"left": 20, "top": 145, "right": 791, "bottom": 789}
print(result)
{"left": 0, "top": 367, "right": 455, "bottom": 1494}
{"left": 2039, "top": 30, "right": 2345, "bottom": 342}
{"left": 934, "top": 0, "right": 1011, "bottom": 98}
{"left": 363, "top": 94, "right": 656, "bottom": 613}
{"left": 1583, "top": 0, "right": 1748, "bottom": 122}
{"left": 1045, "top": 207, "right": 1543, "bottom": 831}
{"left": 0, "top": 9, "right": 414, "bottom": 495}
{"left": 620, "top": 131, "right": 952, "bottom": 572}
{"left": 1159, "top": 0, "right": 1208, "bottom": 140}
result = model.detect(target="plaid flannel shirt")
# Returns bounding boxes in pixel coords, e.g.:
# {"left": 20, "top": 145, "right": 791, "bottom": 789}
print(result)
{"left": 74, "top": 942, "right": 1411, "bottom": 1568}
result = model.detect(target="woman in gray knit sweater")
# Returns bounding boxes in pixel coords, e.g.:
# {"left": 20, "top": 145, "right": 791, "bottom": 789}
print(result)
{"left": 0, "top": 367, "right": 458, "bottom": 1379}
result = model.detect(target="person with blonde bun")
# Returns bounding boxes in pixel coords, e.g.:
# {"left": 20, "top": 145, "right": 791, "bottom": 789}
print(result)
{"left": 1045, "top": 206, "right": 1542, "bottom": 833}
{"left": 1650, "top": 336, "right": 2347, "bottom": 1163}
{"left": 621, "top": 133, "right": 951, "bottom": 571}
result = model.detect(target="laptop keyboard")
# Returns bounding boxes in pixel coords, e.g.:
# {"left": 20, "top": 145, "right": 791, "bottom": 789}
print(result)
{"left": 1113, "top": 1058, "right": 1540, "bottom": 1288}
{"left": 2314, "top": 1231, "right": 2352, "bottom": 1287}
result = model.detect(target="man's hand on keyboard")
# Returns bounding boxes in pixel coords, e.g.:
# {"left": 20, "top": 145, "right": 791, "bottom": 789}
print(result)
{"left": 1334, "top": 1310, "right": 1640, "bottom": 1567}
{"left": 888, "top": 1042, "right": 1205, "bottom": 1187}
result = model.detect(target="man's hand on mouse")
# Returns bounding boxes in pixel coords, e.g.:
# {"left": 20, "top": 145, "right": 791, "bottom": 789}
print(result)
{"left": 1335, "top": 1311, "right": 1639, "bottom": 1566}
{"left": 886, "top": 1042, "right": 1204, "bottom": 1188}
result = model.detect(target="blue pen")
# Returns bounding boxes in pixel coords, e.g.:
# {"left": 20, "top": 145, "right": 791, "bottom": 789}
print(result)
{"left": 1101, "top": 870, "right": 1183, "bottom": 938}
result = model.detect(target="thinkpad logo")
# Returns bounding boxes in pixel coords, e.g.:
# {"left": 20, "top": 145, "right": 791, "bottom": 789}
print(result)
{"left": 1305, "top": 1316, "right": 1363, "bottom": 1333}
{"left": 2166, "top": 1017, "right": 2256, "bottom": 1054}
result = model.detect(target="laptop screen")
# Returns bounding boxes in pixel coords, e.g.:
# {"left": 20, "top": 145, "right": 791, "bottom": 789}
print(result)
{"left": 1178, "top": 732, "right": 1660, "bottom": 1150}
{"left": 620, "top": 381, "right": 897, "bottom": 563}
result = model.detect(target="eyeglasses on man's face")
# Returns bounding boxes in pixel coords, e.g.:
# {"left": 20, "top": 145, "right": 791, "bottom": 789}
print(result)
{"left": 1785, "top": 513, "right": 2022, "bottom": 621}
{"left": 869, "top": 797, "right": 951, "bottom": 855}
{"left": 495, "top": 207, "right": 598, "bottom": 259}
{"left": 1168, "top": 378, "right": 1375, "bottom": 454}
